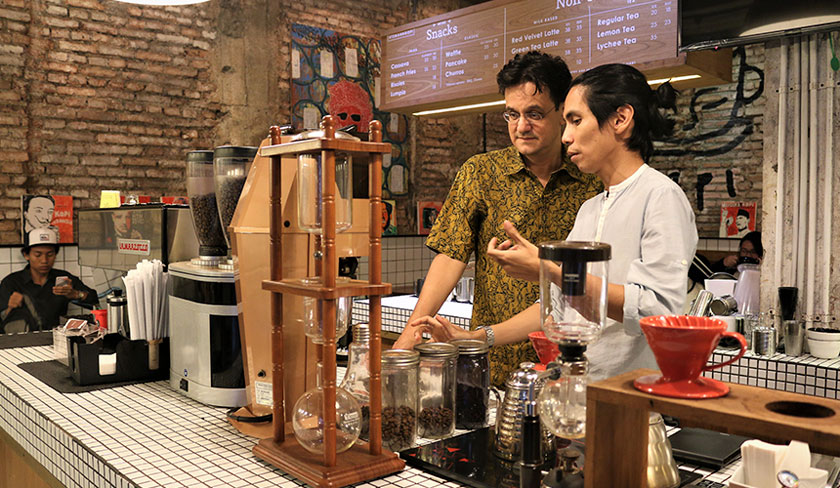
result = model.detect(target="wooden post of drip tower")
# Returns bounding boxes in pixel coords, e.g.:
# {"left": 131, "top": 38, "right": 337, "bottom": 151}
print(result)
{"left": 254, "top": 116, "right": 404, "bottom": 487}
{"left": 367, "top": 120, "right": 384, "bottom": 456}
{"left": 268, "top": 125, "right": 286, "bottom": 442}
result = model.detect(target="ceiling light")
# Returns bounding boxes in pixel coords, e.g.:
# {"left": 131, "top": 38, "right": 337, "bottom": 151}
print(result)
{"left": 113, "top": 0, "right": 209, "bottom": 5}
{"left": 647, "top": 74, "right": 702, "bottom": 86}
{"left": 413, "top": 100, "right": 505, "bottom": 117}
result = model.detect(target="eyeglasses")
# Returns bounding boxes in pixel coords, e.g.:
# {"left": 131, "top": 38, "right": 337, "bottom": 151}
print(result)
{"left": 739, "top": 247, "right": 760, "bottom": 258}
{"left": 502, "top": 106, "right": 555, "bottom": 124}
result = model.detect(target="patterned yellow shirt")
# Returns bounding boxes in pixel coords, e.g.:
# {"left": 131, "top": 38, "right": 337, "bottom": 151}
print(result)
{"left": 425, "top": 145, "right": 603, "bottom": 387}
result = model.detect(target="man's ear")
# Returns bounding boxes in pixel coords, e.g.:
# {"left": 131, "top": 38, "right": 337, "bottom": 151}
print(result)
{"left": 613, "top": 104, "right": 634, "bottom": 139}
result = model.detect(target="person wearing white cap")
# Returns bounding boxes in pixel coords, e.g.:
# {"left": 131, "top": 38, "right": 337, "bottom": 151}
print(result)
{"left": 0, "top": 228, "right": 98, "bottom": 333}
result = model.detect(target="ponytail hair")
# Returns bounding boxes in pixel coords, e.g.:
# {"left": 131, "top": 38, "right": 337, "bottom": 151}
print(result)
{"left": 569, "top": 64, "right": 675, "bottom": 162}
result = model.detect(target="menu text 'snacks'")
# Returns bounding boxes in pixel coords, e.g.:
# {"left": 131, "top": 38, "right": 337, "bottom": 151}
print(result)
{"left": 382, "top": 0, "right": 677, "bottom": 112}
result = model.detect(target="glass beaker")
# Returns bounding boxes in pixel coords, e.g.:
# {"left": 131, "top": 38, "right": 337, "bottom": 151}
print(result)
{"left": 292, "top": 362, "right": 361, "bottom": 455}
{"left": 293, "top": 130, "right": 357, "bottom": 234}
{"left": 302, "top": 277, "right": 352, "bottom": 344}
{"left": 213, "top": 145, "right": 257, "bottom": 249}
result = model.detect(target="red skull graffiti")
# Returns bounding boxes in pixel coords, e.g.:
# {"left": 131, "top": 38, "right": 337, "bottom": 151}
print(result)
{"left": 328, "top": 80, "right": 373, "bottom": 132}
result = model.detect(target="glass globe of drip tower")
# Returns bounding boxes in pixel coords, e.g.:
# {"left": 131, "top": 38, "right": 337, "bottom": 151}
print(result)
{"left": 536, "top": 241, "right": 610, "bottom": 439}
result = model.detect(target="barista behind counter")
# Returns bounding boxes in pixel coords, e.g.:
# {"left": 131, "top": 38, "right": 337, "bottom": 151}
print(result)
{"left": 0, "top": 228, "right": 98, "bottom": 333}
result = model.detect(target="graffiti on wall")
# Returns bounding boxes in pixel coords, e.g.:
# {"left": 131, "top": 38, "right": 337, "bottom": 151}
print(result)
{"left": 290, "top": 24, "right": 410, "bottom": 198}
{"left": 654, "top": 46, "right": 765, "bottom": 227}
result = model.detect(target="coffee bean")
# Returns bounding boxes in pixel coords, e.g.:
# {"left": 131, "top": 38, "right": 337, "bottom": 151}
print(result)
{"left": 190, "top": 193, "right": 226, "bottom": 249}
{"left": 381, "top": 405, "right": 415, "bottom": 452}
{"left": 216, "top": 176, "right": 247, "bottom": 242}
{"left": 418, "top": 406, "right": 454, "bottom": 437}
{"left": 456, "top": 384, "right": 488, "bottom": 429}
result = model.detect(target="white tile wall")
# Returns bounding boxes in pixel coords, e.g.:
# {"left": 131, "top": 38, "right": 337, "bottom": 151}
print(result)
{"left": 358, "top": 236, "right": 436, "bottom": 289}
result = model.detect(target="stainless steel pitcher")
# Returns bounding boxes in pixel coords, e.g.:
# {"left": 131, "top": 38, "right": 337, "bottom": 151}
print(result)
{"left": 647, "top": 412, "right": 680, "bottom": 488}
{"left": 494, "top": 362, "right": 554, "bottom": 462}
{"left": 454, "top": 277, "right": 474, "bottom": 303}
{"left": 106, "top": 289, "right": 129, "bottom": 336}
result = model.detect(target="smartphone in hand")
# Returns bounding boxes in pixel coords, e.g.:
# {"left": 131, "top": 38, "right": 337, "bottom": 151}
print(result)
{"left": 55, "top": 276, "right": 70, "bottom": 287}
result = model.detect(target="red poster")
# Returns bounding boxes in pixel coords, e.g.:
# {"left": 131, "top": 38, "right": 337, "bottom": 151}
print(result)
{"left": 417, "top": 201, "right": 442, "bottom": 236}
{"left": 719, "top": 201, "right": 757, "bottom": 238}
{"left": 21, "top": 194, "right": 73, "bottom": 243}
{"left": 160, "top": 196, "right": 189, "bottom": 204}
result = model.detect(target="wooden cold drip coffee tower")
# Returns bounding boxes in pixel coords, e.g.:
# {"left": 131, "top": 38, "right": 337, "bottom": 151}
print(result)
{"left": 253, "top": 116, "right": 404, "bottom": 486}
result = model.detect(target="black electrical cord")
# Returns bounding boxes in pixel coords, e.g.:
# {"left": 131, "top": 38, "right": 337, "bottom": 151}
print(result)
{"left": 226, "top": 409, "right": 272, "bottom": 424}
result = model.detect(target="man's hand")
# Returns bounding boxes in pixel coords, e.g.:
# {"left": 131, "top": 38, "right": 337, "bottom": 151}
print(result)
{"left": 486, "top": 220, "right": 540, "bottom": 281}
{"left": 52, "top": 284, "right": 77, "bottom": 299}
{"left": 722, "top": 254, "right": 739, "bottom": 268}
{"left": 7, "top": 292, "right": 24, "bottom": 310}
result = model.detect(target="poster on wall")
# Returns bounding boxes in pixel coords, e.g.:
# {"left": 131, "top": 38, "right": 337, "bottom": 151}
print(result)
{"left": 417, "top": 201, "right": 442, "bottom": 236}
{"left": 290, "top": 23, "right": 410, "bottom": 199}
{"left": 21, "top": 195, "right": 73, "bottom": 243}
{"left": 382, "top": 199, "right": 397, "bottom": 236}
{"left": 719, "top": 201, "right": 757, "bottom": 238}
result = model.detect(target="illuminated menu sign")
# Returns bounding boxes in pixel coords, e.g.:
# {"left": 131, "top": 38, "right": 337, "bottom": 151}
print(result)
{"left": 382, "top": 0, "right": 678, "bottom": 112}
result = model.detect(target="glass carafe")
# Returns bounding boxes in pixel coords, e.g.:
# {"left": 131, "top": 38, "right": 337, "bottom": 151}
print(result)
{"left": 537, "top": 359, "right": 588, "bottom": 439}
{"left": 339, "top": 323, "right": 371, "bottom": 439}
{"left": 303, "top": 277, "right": 352, "bottom": 344}
{"left": 292, "top": 362, "right": 361, "bottom": 455}
{"left": 293, "top": 129, "right": 357, "bottom": 234}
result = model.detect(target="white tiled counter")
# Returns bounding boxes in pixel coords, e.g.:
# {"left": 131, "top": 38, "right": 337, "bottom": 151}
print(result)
{"left": 0, "top": 346, "right": 466, "bottom": 488}
{"left": 709, "top": 348, "right": 840, "bottom": 398}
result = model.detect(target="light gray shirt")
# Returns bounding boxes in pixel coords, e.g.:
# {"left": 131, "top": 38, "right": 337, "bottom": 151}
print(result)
{"left": 567, "top": 164, "right": 698, "bottom": 381}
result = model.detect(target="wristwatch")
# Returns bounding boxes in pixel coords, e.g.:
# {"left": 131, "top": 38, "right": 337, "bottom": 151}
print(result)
{"left": 480, "top": 326, "right": 495, "bottom": 347}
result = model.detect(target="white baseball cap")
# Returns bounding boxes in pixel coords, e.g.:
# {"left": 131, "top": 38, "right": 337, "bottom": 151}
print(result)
{"left": 24, "top": 228, "right": 59, "bottom": 251}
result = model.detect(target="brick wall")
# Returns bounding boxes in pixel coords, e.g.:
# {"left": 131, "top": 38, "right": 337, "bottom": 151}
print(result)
{"left": 0, "top": 0, "right": 764, "bottom": 242}
{"left": 0, "top": 0, "right": 218, "bottom": 243}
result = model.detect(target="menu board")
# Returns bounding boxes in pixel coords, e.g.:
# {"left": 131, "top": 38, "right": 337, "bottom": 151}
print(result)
{"left": 382, "top": 0, "right": 678, "bottom": 112}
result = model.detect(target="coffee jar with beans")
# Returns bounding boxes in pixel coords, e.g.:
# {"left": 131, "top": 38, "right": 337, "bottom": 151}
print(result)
{"left": 212, "top": 145, "right": 257, "bottom": 249}
{"left": 381, "top": 349, "right": 419, "bottom": 452}
{"left": 415, "top": 342, "right": 457, "bottom": 439}
{"left": 451, "top": 339, "right": 490, "bottom": 429}
{"left": 186, "top": 150, "right": 228, "bottom": 259}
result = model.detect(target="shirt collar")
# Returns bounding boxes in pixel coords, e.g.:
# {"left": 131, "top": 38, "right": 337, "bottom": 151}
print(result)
{"left": 499, "top": 145, "right": 589, "bottom": 183}
{"left": 606, "top": 163, "right": 648, "bottom": 197}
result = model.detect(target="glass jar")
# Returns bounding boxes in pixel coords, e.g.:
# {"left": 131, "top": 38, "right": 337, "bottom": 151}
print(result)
{"left": 293, "top": 130, "right": 357, "bottom": 234}
{"left": 303, "top": 277, "right": 352, "bottom": 344}
{"left": 451, "top": 339, "right": 490, "bottom": 429}
{"left": 339, "top": 323, "right": 370, "bottom": 439}
{"left": 186, "top": 150, "right": 227, "bottom": 258}
{"left": 381, "top": 349, "right": 419, "bottom": 451}
{"left": 213, "top": 145, "right": 257, "bottom": 249}
{"left": 292, "top": 362, "right": 361, "bottom": 455}
{"left": 415, "top": 342, "right": 458, "bottom": 439}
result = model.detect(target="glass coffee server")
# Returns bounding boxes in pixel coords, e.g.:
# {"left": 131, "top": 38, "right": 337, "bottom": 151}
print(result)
{"left": 253, "top": 116, "right": 404, "bottom": 487}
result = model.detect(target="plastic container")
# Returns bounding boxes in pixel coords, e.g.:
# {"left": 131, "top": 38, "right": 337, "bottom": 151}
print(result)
{"left": 415, "top": 342, "right": 458, "bottom": 439}
{"left": 213, "top": 146, "right": 257, "bottom": 249}
{"left": 381, "top": 349, "right": 419, "bottom": 451}
{"left": 186, "top": 150, "right": 227, "bottom": 258}
{"left": 451, "top": 339, "right": 490, "bottom": 429}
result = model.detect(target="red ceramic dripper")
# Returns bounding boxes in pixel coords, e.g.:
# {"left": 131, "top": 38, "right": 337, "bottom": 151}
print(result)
{"left": 639, "top": 315, "right": 747, "bottom": 383}
{"left": 528, "top": 331, "right": 560, "bottom": 366}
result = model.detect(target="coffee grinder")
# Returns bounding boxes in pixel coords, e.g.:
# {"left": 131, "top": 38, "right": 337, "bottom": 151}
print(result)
{"left": 536, "top": 241, "right": 610, "bottom": 440}
{"left": 168, "top": 147, "right": 256, "bottom": 407}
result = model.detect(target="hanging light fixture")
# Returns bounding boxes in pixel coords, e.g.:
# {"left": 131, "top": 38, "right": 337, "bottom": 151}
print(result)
{"left": 113, "top": 0, "right": 209, "bottom": 5}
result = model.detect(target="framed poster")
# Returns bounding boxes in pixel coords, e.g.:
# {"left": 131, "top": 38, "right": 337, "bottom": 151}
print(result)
{"left": 417, "top": 201, "right": 442, "bottom": 236}
{"left": 21, "top": 195, "right": 73, "bottom": 243}
{"left": 719, "top": 201, "right": 757, "bottom": 238}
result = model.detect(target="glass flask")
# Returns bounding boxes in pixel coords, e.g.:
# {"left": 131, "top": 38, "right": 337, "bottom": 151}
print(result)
{"left": 339, "top": 323, "right": 371, "bottom": 440}
{"left": 303, "top": 277, "right": 352, "bottom": 344}
{"left": 414, "top": 342, "right": 458, "bottom": 439}
{"left": 381, "top": 349, "right": 419, "bottom": 451}
{"left": 292, "top": 362, "right": 361, "bottom": 455}
{"left": 213, "top": 145, "right": 257, "bottom": 249}
{"left": 537, "top": 359, "right": 588, "bottom": 439}
{"left": 293, "top": 129, "right": 357, "bottom": 234}
{"left": 539, "top": 241, "right": 610, "bottom": 347}
{"left": 451, "top": 339, "right": 490, "bottom": 429}
{"left": 186, "top": 150, "right": 227, "bottom": 259}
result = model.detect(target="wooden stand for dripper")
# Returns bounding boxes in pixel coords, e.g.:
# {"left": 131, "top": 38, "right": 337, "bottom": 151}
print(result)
{"left": 253, "top": 116, "right": 404, "bottom": 487}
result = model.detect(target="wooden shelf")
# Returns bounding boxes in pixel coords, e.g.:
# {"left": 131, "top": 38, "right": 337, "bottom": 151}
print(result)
{"left": 584, "top": 368, "right": 840, "bottom": 488}
{"left": 259, "top": 138, "right": 391, "bottom": 157}
{"left": 261, "top": 278, "right": 391, "bottom": 298}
